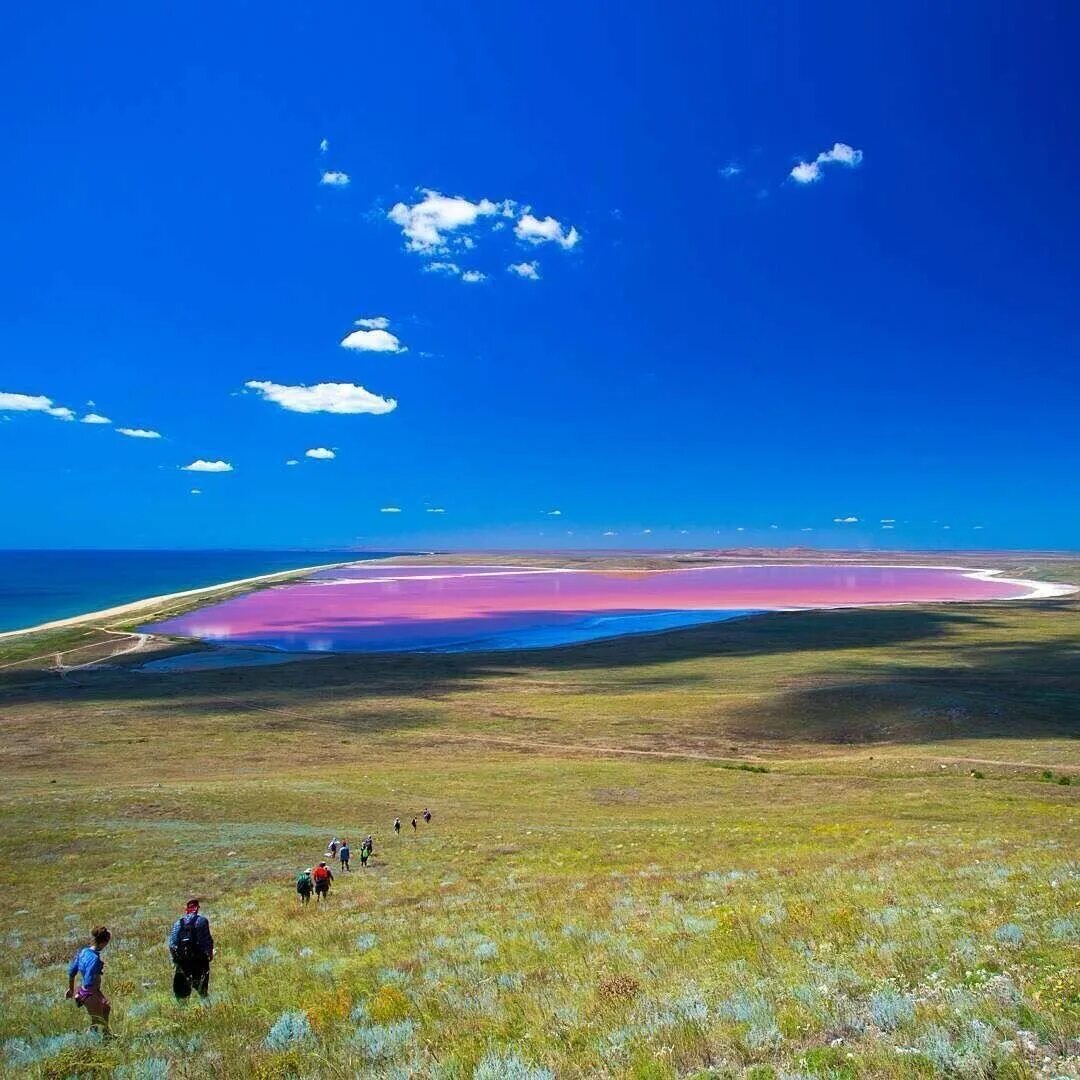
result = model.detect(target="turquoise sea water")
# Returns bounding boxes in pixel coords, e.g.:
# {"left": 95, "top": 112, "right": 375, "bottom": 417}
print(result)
{"left": 0, "top": 550, "right": 398, "bottom": 633}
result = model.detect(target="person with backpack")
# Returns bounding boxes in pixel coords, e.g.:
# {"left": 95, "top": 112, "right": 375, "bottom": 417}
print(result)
{"left": 411, "top": 816, "right": 418, "bottom": 832}
{"left": 339, "top": 840, "right": 351, "bottom": 872}
{"left": 393, "top": 818, "right": 401, "bottom": 835}
{"left": 360, "top": 835, "right": 373, "bottom": 867}
{"left": 168, "top": 898, "right": 214, "bottom": 1000}
{"left": 66, "top": 926, "right": 113, "bottom": 1036}
{"left": 312, "top": 861, "right": 334, "bottom": 902}
{"left": 296, "top": 868, "right": 313, "bottom": 905}
{"left": 328, "top": 838, "right": 339, "bottom": 858}
{"left": 422, "top": 808, "right": 432, "bottom": 824}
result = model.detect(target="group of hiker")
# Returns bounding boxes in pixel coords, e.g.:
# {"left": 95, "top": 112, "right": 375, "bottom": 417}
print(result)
{"left": 65, "top": 809, "right": 435, "bottom": 1035}
{"left": 295, "top": 810, "right": 433, "bottom": 904}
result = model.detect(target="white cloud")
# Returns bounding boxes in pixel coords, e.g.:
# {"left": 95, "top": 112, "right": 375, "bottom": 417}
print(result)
{"left": 190, "top": 488, "right": 201, "bottom": 495}
{"left": 508, "top": 261, "right": 540, "bottom": 280}
{"left": 790, "top": 142, "right": 863, "bottom": 184}
{"left": 882, "top": 524, "right": 895, "bottom": 530}
{"left": 642, "top": 528, "right": 652, "bottom": 535}
{"left": 81, "top": 412, "right": 112, "bottom": 424}
{"left": 720, "top": 163, "right": 742, "bottom": 178}
{"left": 973, "top": 525, "right": 984, "bottom": 530}
{"left": 426, "top": 507, "right": 446, "bottom": 513}
{"left": 424, "top": 261, "right": 461, "bottom": 275}
{"left": 305, "top": 447, "right": 336, "bottom": 460}
{"left": 603, "top": 530, "right": 616, "bottom": 536}
{"left": 833, "top": 516, "right": 859, "bottom": 523}
{"left": 319, "top": 138, "right": 329, "bottom": 153}
{"left": 117, "top": 427, "right": 162, "bottom": 439}
{"left": 285, "top": 459, "right": 299, "bottom": 466}
{"left": 736, "top": 527, "right": 745, "bottom": 532}
{"left": 515, "top": 213, "right": 580, "bottom": 249}
{"left": 321, "top": 170, "right": 350, "bottom": 187}
{"left": 769, "top": 524, "right": 779, "bottom": 529}
{"left": 246, "top": 380, "right": 398, "bottom": 415}
{"left": 546, "top": 509, "right": 562, "bottom": 516}
{"left": 354, "top": 316, "right": 389, "bottom": 330}
{"left": 790, "top": 161, "right": 822, "bottom": 184}
{"left": 182, "top": 459, "right": 233, "bottom": 473}
{"left": 0, "top": 391, "right": 74, "bottom": 420}
{"left": 880, "top": 518, "right": 896, "bottom": 523}
{"left": 340, "top": 327, "right": 405, "bottom": 353}
{"left": 388, "top": 189, "right": 509, "bottom": 253}
{"left": 380, "top": 506, "right": 401, "bottom": 513}
{"left": 246, "top": 380, "right": 397, "bottom": 415}
{"left": 461, "top": 269, "right": 486, "bottom": 283}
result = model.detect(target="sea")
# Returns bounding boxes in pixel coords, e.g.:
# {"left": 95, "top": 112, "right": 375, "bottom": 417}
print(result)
{"left": 0, "top": 550, "right": 397, "bottom": 634}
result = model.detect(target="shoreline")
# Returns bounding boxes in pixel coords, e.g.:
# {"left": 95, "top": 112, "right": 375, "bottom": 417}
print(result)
{"left": 0, "top": 558, "right": 368, "bottom": 641}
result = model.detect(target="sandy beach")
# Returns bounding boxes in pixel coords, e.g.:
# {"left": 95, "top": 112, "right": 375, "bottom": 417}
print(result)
{"left": 0, "top": 558, "right": 361, "bottom": 641}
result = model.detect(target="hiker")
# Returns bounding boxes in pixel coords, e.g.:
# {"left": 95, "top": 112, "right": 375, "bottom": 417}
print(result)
{"left": 411, "top": 816, "right": 417, "bottom": 832}
{"left": 168, "top": 898, "right": 214, "bottom": 1000}
{"left": 393, "top": 818, "right": 401, "bottom": 835}
{"left": 312, "top": 861, "right": 334, "bottom": 902}
{"left": 296, "top": 867, "right": 313, "bottom": 905}
{"left": 359, "top": 844, "right": 369, "bottom": 868}
{"left": 328, "top": 837, "right": 339, "bottom": 858}
{"left": 339, "top": 839, "right": 350, "bottom": 872}
{"left": 422, "top": 808, "right": 432, "bottom": 824}
{"left": 66, "top": 926, "right": 113, "bottom": 1035}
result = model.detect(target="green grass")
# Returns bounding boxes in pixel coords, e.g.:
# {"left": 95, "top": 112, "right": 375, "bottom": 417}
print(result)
{"left": 0, "top": 555, "right": 1077, "bottom": 1077}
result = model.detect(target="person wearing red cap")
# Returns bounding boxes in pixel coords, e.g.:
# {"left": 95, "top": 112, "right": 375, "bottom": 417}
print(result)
{"left": 167, "top": 898, "right": 214, "bottom": 1000}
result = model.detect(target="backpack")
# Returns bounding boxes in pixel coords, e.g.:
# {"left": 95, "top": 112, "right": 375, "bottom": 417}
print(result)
{"left": 313, "top": 865, "right": 330, "bottom": 884}
{"left": 174, "top": 915, "right": 202, "bottom": 963}
{"left": 296, "top": 871, "right": 312, "bottom": 892}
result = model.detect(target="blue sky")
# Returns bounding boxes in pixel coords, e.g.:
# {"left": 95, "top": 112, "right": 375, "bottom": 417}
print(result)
{"left": 2, "top": 2, "right": 1078, "bottom": 550}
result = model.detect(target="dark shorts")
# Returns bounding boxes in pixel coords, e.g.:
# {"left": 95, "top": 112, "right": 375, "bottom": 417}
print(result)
{"left": 173, "top": 956, "right": 210, "bottom": 999}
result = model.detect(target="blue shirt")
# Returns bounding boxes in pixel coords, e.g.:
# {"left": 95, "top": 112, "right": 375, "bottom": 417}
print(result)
{"left": 68, "top": 946, "right": 103, "bottom": 988}
{"left": 339, "top": 845, "right": 349, "bottom": 858}
{"left": 167, "top": 913, "right": 213, "bottom": 956}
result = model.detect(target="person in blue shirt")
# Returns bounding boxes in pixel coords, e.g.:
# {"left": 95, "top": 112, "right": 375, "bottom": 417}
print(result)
{"left": 167, "top": 898, "right": 214, "bottom": 1000}
{"left": 339, "top": 840, "right": 351, "bottom": 872}
{"left": 66, "top": 926, "right": 112, "bottom": 1034}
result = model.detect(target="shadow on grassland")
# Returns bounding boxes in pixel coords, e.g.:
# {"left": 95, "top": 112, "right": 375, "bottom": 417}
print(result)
{"left": 0, "top": 601, "right": 1076, "bottom": 745}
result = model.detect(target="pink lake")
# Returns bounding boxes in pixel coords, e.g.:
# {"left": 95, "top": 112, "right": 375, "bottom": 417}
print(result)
{"left": 142, "top": 562, "right": 1053, "bottom": 655}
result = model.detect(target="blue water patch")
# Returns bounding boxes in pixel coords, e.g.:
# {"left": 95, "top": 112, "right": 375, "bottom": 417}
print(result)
{"left": 0, "top": 550, "right": 402, "bottom": 633}
{"left": 429, "top": 609, "right": 757, "bottom": 652}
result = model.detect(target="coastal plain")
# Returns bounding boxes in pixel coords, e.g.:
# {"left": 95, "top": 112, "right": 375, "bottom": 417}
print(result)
{"left": 0, "top": 552, "right": 1077, "bottom": 1078}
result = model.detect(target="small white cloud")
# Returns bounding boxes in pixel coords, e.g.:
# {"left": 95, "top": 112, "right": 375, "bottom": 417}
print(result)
{"left": 0, "top": 391, "right": 74, "bottom": 420}
{"left": 790, "top": 142, "right": 863, "bottom": 184}
{"left": 973, "top": 525, "right": 984, "bottom": 530}
{"left": 190, "top": 488, "right": 201, "bottom": 495}
{"left": 769, "top": 524, "right": 779, "bottom": 529}
{"left": 117, "top": 427, "right": 162, "bottom": 439}
{"left": 305, "top": 447, "right": 336, "bottom": 460}
{"left": 354, "top": 316, "right": 390, "bottom": 330}
{"left": 546, "top": 509, "right": 562, "bottom": 516}
{"left": 285, "top": 459, "right": 299, "bottom": 466}
{"left": 603, "top": 530, "right": 616, "bottom": 536}
{"left": 882, "top": 524, "right": 895, "bottom": 530}
{"left": 81, "top": 412, "right": 111, "bottom": 424}
{"left": 461, "top": 269, "right": 486, "bottom": 283}
{"left": 880, "top": 518, "right": 896, "bottom": 524}
{"left": 642, "top": 528, "right": 652, "bottom": 535}
{"left": 380, "top": 506, "right": 401, "bottom": 513}
{"left": 801, "top": 527, "right": 814, "bottom": 532}
{"left": 736, "top": 527, "right": 745, "bottom": 532}
{"left": 321, "top": 170, "right": 350, "bottom": 186}
{"left": 388, "top": 189, "right": 510, "bottom": 253}
{"left": 424, "top": 261, "right": 461, "bottom": 275}
{"left": 182, "top": 459, "right": 233, "bottom": 472}
{"left": 515, "top": 212, "right": 579, "bottom": 249}
{"left": 720, "top": 162, "right": 742, "bottom": 178}
{"left": 340, "top": 327, "right": 406, "bottom": 353}
{"left": 246, "top": 380, "right": 397, "bottom": 415}
{"left": 508, "top": 261, "right": 540, "bottom": 280}
{"left": 833, "top": 516, "right": 859, "bottom": 524}
{"left": 426, "top": 507, "right": 446, "bottom": 513}
{"left": 319, "top": 138, "right": 329, "bottom": 153}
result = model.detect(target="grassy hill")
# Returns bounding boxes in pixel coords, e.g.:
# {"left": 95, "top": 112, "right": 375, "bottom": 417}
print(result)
{"left": 0, "top": 557, "right": 1077, "bottom": 1078}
